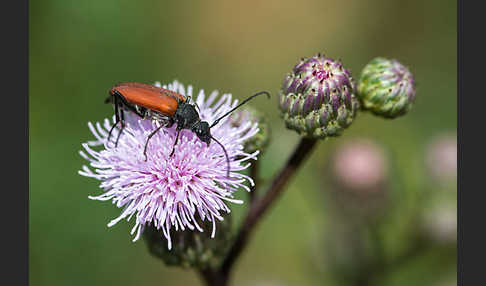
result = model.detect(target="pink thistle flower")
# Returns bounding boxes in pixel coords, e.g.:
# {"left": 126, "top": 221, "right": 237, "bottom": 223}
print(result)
{"left": 79, "top": 80, "right": 260, "bottom": 250}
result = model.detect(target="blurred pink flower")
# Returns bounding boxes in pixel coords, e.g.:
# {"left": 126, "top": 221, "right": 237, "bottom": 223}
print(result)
{"left": 331, "top": 139, "right": 388, "bottom": 194}
{"left": 79, "top": 80, "right": 260, "bottom": 249}
{"left": 425, "top": 133, "right": 457, "bottom": 182}
{"left": 421, "top": 201, "right": 456, "bottom": 245}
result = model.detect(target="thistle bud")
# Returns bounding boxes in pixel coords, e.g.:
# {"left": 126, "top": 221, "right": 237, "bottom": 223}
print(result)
{"left": 230, "top": 106, "right": 270, "bottom": 155}
{"left": 144, "top": 216, "right": 232, "bottom": 269}
{"left": 279, "top": 53, "right": 360, "bottom": 139}
{"left": 357, "top": 57, "right": 416, "bottom": 118}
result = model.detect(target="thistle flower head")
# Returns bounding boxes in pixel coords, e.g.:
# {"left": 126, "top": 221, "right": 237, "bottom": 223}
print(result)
{"left": 79, "top": 80, "right": 260, "bottom": 250}
{"left": 357, "top": 57, "right": 416, "bottom": 118}
{"left": 279, "top": 53, "right": 360, "bottom": 138}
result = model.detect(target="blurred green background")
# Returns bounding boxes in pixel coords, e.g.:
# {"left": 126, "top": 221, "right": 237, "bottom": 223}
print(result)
{"left": 30, "top": 0, "right": 456, "bottom": 285}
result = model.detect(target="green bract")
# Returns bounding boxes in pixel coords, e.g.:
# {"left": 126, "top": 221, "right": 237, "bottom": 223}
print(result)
{"left": 279, "top": 53, "right": 359, "bottom": 139}
{"left": 144, "top": 217, "right": 232, "bottom": 269}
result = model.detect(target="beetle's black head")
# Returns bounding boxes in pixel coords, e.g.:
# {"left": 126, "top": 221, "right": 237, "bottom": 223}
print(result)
{"left": 192, "top": 121, "right": 211, "bottom": 146}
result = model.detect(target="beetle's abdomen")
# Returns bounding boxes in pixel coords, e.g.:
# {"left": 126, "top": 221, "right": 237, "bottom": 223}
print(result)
{"left": 111, "top": 84, "right": 181, "bottom": 116}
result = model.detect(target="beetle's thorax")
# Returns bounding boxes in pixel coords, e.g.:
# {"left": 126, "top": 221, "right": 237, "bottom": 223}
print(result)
{"left": 174, "top": 102, "right": 201, "bottom": 129}
{"left": 172, "top": 102, "right": 211, "bottom": 145}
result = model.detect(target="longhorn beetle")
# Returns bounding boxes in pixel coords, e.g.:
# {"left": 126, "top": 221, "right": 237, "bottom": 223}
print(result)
{"left": 105, "top": 82, "right": 270, "bottom": 177}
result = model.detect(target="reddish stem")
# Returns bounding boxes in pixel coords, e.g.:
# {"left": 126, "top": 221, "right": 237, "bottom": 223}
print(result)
{"left": 198, "top": 137, "right": 318, "bottom": 285}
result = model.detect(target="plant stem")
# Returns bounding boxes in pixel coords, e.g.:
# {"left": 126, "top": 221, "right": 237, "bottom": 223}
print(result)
{"left": 197, "top": 137, "right": 318, "bottom": 285}
{"left": 220, "top": 137, "right": 318, "bottom": 279}
{"left": 199, "top": 268, "right": 229, "bottom": 286}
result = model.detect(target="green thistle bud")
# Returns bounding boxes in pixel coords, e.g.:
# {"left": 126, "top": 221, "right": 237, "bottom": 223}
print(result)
{"left": 230, "top": 106, "right": 270, "bottom": 155}
{"left": 357, "top": 57, "right": 416, "bottom": 118}
{"left": 279, "top": 53, "right": 360, "bottom": 139}
{"left": 144, "top": 216, "right": 232, "bottom": 269}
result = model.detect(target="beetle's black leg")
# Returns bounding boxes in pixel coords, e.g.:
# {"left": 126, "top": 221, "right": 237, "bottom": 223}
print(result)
{"left": 165, "top": 117, "right": 175, "bottom": 128}
{"left": 107, "top": 91, "right": 144, "bottom": 148}
{"left": 193, "top": 101, "right": 201, "bottom": 113}
{"left": 107, "top": 95, "right": 121, "bottom": 147}
{"left": 143, "top": 124, "right": 165, "bottom": 161}
{"left": 169, "top": 128, "right": 182, "bottom": 157}
{"left": 114, "top": 108, "right": 125, "bottom": 147}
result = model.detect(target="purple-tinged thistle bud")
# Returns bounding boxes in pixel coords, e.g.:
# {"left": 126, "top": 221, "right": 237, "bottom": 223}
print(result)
{"left": 230, "top": 106, "right": 270, "bottom": 155}
{"left": 144, "top": 216, "right": 232, "bottom": 269}
{"left": 279, "top": 53, "right": 360, "bottom": 138}
{"left": 357, "top": 57, "right": 416, "bottom": 118}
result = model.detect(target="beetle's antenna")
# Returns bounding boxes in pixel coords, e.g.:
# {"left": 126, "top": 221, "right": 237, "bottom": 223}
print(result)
{"left": 210, "top": 91, "right": 270, "bottom": 128}
{"left": 211, "top": 136, "right": 231, "bottom": 178}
